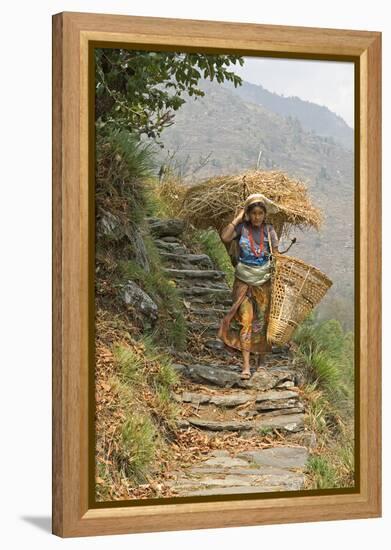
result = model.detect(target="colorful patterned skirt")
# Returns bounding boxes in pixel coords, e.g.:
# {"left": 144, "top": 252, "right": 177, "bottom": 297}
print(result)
{"left": 217, "top": 275, "right": 273, "bottom": 355}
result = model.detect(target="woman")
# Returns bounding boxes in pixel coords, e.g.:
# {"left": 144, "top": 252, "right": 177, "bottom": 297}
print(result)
{"left": 217, "top": 194, "right": 280, "bottom": 379}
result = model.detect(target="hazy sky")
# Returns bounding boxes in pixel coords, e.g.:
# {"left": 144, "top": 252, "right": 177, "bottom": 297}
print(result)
{"left": 233, "top": 57, "right": 354, "bottom": 128}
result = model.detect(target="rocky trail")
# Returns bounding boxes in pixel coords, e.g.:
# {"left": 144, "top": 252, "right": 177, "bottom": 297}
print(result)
{"left": 146, "top": 217, "right": 315, "bottom": 497}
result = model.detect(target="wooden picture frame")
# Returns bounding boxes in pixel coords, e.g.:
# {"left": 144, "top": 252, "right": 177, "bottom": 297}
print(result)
{"left": 52, "top": 11, "right": 382, "bottom": 538}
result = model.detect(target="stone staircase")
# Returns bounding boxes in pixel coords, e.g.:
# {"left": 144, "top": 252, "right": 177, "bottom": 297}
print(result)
{"left": 147, "top": 217, "right": 315, "bottom": 496}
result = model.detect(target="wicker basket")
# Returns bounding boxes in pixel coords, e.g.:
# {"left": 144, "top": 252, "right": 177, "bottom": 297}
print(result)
{"left": 267, "top": 254, "right": 333, "bottom": 345}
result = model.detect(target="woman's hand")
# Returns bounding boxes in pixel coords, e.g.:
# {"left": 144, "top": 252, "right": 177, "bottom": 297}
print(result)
{"left": 220, "top": 207, "right": 245, "bottom": 243}
{"left": 233, "top": 206, "right": 245, "bottom": 223}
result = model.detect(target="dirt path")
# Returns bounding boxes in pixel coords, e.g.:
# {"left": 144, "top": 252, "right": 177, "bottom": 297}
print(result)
{"left": 148, "top": 217, "right": 315, "bottom": 496}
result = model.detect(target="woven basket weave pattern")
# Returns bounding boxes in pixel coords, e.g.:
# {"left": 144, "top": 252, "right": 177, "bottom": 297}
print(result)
{"left": 267, "top": 254, "right": 333, "bottom": 345}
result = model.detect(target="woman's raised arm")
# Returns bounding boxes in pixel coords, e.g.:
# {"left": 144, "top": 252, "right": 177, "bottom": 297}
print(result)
{"left": 221, "top": 208, "right": 245, "bottom": 243}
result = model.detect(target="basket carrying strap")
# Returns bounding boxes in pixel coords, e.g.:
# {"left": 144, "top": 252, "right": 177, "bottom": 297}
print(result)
{"left": 266, "top": 224, "right": 273, "bottom": 256}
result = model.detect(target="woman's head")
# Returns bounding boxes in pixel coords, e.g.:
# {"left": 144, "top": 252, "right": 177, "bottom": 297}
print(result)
{"left": 245, "top": 201, "right": 266, "bottom": 226}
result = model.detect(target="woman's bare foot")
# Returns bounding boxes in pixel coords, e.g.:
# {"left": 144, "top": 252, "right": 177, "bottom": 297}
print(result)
{"left": 240, "top": 349, "right": 252, "bottom": 378}
{"left": 240, "top": 362, "right": 252, "bottom": 379}
{"left": 240, "top": 359, "right": 251, "bottom": 378}
{"left": 240, "top": 368, "right": 251, "bottom": 379}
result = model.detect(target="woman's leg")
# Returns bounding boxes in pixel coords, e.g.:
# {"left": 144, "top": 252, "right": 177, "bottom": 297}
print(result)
{"left": 237, "top": 298, "right": 253, "bottom": 375}
{"left": 251, "top": 281, "right": 273, "bottom": 367}
{"left": 242, "top": 349, "right": 251, "bottom": 374}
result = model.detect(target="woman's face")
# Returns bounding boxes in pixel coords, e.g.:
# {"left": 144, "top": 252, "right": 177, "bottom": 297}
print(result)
{"left": 248, "top": 205, "right": 265, "bottom": 226}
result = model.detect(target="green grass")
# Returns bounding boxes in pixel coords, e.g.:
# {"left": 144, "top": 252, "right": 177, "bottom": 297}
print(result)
{"left": 293, "top": 313, "right": 355, "bottom": 489}
{"left": 153, "top": 384, "right": 181, "bottom": 431}
{"left": 292, "top": 313, "right": 354, "bottom": 419}
{"left": 143, "top": 179, "right": 175, "bottom": 218}
{"left": 305, "top": 437, "right": 355, "bottom": 489}
{"left": 311, "top": 350, "right": 343, "bottom": 393}
{"left": 306, "top": 455, "right": 338, "bottom": 488}
{"left": 95, "top": 460, "right": 111, "bottom": 500}
{"left": 112, "top": 336, "right": 180, "bottom": 393}
{"left": 109, "top": 336, "right": 182, "bottom": 484}
{"left": 112, "top": 343, "right": 144, "bottom": 386}
{"left": 186, "top": 227, "right": 235, "bottom": 285}
{"left": 136, "top": 333, "right": 181, "bottom": 389}
{"left": 117, "top": 258, "right": 145, "bottom": 282}
{"left": 119, "top": 411, "right": 160, "bottom": 483}
{"left": 153, "top": 354, "right": 180, "bottom": 389}
{"left": 96, "top": 127, "right": 188, "bottom": 351}
{"left": 96, "top": 127, "right": 156, "bottom": 225}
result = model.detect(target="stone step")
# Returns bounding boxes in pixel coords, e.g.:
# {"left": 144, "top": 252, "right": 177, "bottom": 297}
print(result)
{"left": 254, "top": 390, "right": 303, "bottom": 411}
{"left": 175, "top": 391, "right": 252, "bottom": 407}
{"left": 157, "top": 236, "right": 182, "bottom": 242}
{"left": 178, "top": 418, "right": 252, "bottom": 432}
{"left": 174, "top": 388, "right": 301, "bottom": 410}
{"left": 236, "top": 446, "right": 308, "bottom": 468}
{"left": 166, "top": 448, "right": 309, "bottom": 496}
{"left": 203, "top": 339, "right": 233, "bottom": 354}
{"left": 187, "top": 306, "right": 229, "bottom": 316}
{"left": 178, "top": 412, "right": 305, "bottom": 433}
{"left": 174, "top": 280, "right": 229, "bottom": 291}
{"left": 182, "top": 298, "right": 232, "bottom": 308}
{"left": 192, "top": 447, "right": 308, "bottom": 470}
{"left": 240, "top": 406, "right": 304, "bottom": 418}
{"left": 162, "top": 268, "right": 226, "bottom": 280}
{"left": 185, "top": 297, "right": 233, "bottom": 306}
{"left": 159, "top": 254, "right": 214, "bottom": 270}
{"left": 255, "top": 412, "right": 305, "bottom": 432}
{"left": 147, "top": 218, "right": 186, "bottom": 238}
{"left": 154, "top": 239, "right": 188, "bottom": 254}
{"left": 174, "top": 484, "right": 301, "bottom": 496}
{"left": 178, "top": 286, "right": 231, "bottom": 297}
{"left": 187, "top": 321, "right": 221, "bottom": 334}
{"left": 173, "top": 362, "right": 297, "bottom": 390}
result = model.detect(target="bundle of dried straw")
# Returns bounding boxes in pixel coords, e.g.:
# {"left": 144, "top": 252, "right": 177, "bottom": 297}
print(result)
{"left": 176, "top": 169, "right": 323, "bottom": 239}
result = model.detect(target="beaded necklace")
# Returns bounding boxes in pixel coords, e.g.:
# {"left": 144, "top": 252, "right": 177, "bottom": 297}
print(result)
{"left": 248, "top": 222, "right": 265, "bottom": 257}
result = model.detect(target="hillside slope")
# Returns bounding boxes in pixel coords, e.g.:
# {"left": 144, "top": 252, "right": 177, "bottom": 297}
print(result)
{"left": 222, "top": 78, "right": 354, "bottom": 150}
{"left": 151, "top": 78, "right": 355, "bottom": 329}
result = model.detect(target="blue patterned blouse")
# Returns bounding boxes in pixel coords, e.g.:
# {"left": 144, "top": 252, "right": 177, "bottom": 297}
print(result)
{"left": 234, "top": 222, "right": 279, "bottom": 266}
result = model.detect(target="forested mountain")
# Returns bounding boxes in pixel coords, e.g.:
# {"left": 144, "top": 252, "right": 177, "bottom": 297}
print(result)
{"left": 222, "top": 79, "right": 354, "bottom": 150}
